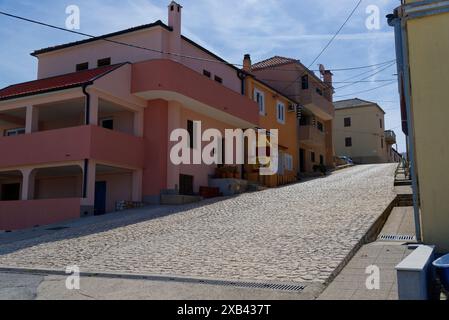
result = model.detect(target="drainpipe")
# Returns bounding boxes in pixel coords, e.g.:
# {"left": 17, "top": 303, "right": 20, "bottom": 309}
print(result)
{"left": 82, "top": 84, "right": 91, "bottom": 125}
{"left": 388, "top": 10, "right": 422, "bottom": 241}
{"left": 237, "top": 70, "right": 247, "bottom": 96}
{"left": 82, "top": 84, "right": 91, "bottom": 199}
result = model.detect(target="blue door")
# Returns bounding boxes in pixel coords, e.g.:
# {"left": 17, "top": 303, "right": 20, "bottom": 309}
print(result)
{"left": 94, "top": 181, "right": 107, "bottom": 216}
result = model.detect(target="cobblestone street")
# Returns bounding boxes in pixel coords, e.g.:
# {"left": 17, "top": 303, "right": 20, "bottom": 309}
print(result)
{"left": 0, "top": 164, "right": 397, "bottom": 285}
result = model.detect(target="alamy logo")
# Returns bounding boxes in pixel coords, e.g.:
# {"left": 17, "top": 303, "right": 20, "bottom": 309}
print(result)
{"left": 65, "top": 5, "right": 80, "bottom": 30}
{"left": 170, "top": 121, "right": 279, "bottom": 176}
{"left": 365, "top": 5, "right": 380, "bottom": 30}
{"left": 365, "top": 265, "right": 380, "bottom": 290}
{"left": 65, "top": 265, "right": 80, "bottom": 290}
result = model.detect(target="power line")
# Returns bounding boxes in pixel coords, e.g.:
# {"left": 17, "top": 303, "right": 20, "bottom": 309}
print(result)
{"left": 0, "top": 9, "right": 395, "bottom": 74}
{"left": 282, "top": 0, "right": 363, "bottom": 91}
{"left": 261, "top": 78, "right": 397, "bottom": 84}
{"left": 334, "top": 80, "right": 397, "bottom": 98}
{"left": 335, "top": 62, "right": 397, "bottom": 90}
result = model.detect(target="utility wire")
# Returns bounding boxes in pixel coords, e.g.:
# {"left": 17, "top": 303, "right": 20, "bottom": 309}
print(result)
{"left": 335, "top": 62, "right": 397, "bottom": 90}
{"left": 0, "top": 9, "right": 394, "bottom": 74}
{"left": 282, "top": 0, "right": 363, "bottom": 91}
{"left": 334, "top": 80, "right": 397, "bottom": 98}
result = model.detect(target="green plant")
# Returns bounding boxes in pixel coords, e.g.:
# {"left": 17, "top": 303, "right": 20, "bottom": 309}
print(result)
{"left": 313, "top": 164, "right": 327, "bottom": 175}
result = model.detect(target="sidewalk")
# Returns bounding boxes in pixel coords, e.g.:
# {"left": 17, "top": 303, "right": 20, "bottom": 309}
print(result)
{"left": 318, "top": 206, "right": 416, "bottom": 300}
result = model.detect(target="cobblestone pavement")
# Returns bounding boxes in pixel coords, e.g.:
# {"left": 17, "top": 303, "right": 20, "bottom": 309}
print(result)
{"left": 0, "top": 164, "right": 397, "bottom": 284}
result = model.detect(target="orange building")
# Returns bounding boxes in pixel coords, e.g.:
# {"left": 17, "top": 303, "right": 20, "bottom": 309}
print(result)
{"left": 242, "top": 55, "right": 299, "bottom": 187}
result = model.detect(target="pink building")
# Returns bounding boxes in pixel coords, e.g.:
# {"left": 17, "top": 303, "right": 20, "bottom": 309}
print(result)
{"left": 0, "top": 1, "right": 259, "bottom": 230}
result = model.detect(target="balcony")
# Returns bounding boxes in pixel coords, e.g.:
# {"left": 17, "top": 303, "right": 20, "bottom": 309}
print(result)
{"left": 0, "top": 125, "right": 144, "bottom": 169}
{"left": 131, "top": 59, "right": 259, "bottom": 128}
{"left": 301, "top": 88, "right": 334, "bottom": 121}
{"left": 298, "top": 125, "right": 326, "bottom": 147}
{"left": 385, "top": 130, "right": 397, "bottom": 145}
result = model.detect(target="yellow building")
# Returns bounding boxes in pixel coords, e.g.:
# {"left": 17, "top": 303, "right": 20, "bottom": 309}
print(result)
{"left": 333, "top": 98, "right": 397, "bottom": 164}
{"left": 242, "top": 55, "right": 299, "bottom": 187}
{"left": 389, "top": 0, "right": 449, "bottom": 252}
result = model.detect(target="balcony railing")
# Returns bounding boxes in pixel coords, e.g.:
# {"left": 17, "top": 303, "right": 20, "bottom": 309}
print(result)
{"left": 385, "top": 130, "right": 397, "bottom": 144}
{"left": 0, "top": 125, "right": 144, "bottom": 169}
{"left": 300, "top": 88, "right": 334, "bottom": 120}
{"left": 298, "top": 125, "right": 326, "bottom": 147}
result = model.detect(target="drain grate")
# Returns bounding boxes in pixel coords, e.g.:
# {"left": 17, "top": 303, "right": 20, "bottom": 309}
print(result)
{"left": 378, "top": 234, "right": 416, "bottom": 242}
{"left": 192, "top": 279, "right": 306, "bottom": 292}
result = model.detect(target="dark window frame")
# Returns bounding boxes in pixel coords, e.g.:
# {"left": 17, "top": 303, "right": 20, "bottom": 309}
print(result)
{"left": 203, "top": 70, "right": 211, "bottom": 78}
{"left": 97, "top": 57, "right": 111, "bottom": 67}
{"left": 301, "top": 75, "right": 309, "bottom": 90}
{"left": 344, "top": 117, "right": 351, "bottom": 127}
{"left": 311, "top": 152, "right": 316, "bottom": 163}
{"left": 345, "top": 137, "right": 353, "bottom": 147}
{"left": 76, "top": 62, "right": 89, "bottom": 71}
{"left": 214, "top": 75, "right": 223, "bottom": 84}
{"left": 317, "top": 121, "right": 324, "bottom": 132}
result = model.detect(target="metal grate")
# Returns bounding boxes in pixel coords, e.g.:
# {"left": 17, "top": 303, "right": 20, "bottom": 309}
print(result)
{"left": 378, "top": 234, "right": 416, "bottom": 242}
{"left": 193, "top": 279, "right": 306, "bottom": 292}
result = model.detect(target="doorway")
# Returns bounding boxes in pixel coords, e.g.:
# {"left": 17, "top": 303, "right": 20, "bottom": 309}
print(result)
{"left": 299, "top": 149, "right": 306, "bottom": 173}
{"left": 94, "top": 181, "right": 107, "bottom": 215}
{"left": 179, "top": 174, "right": 194, "bottom": 195}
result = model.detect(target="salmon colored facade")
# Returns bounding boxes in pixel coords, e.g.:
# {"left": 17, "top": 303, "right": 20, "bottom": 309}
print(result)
{"left": 250, "top": 56, "right": 335, "bottom": 174}
{"left": 242, "top": 59, "right": 299, "bottom": 187}
{"left": 0, "top": 1, "right": 260, "bottom": 230}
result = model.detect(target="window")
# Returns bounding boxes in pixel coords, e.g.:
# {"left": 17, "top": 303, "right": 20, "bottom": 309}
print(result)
{"left": 285, "top": 154, "right": 293, "bottom": 171}
{"left": 317, "top": 121, "right": 324, "bottom": 132}
{"left": 277, "top": 101, "right": 286, "bottom": 124}
{"left": 76, "top": 62, "right": 89, "bottom": 71}
{"left": 203, "top": 70, "right": 211, "bottom": 78}
{"left": 345, "top": 137, "right": 352, "bottom": 147}
{"left": 381, "top": 138, "right": 384, "bottom": 149}
{"left": 214, "top": 76, "right": 223, "bottom": 84}
{"left": 380, "top": 119, "right": 383, "bottom": 129}
{"left": 254, "top": 89, "right": 265, "bottom": 115}
{"left": 311, "top": 152, "right": 316, "bottom": 163}
{"left": 4, "top": 128, "right": 25, "bottom": 137}
{"left": 344, "top": 117, "right": 351, "bottom": 127}
{"left": 320, "top": 155, "right": 324, "bottom": 165}
{"left": 97, "top": 58, "right": 111, "bottom": 67}
{"left": 100, "top": 118, "right": 114, "bottom": 130}
{"left": 301, "top": 75, "right": 309, "bottom": 90}
{"left": 316, "top": 88, "right": 323, "bottom": 96}
{"left": 187, "top": 120, "right": 194, "bottom": 149}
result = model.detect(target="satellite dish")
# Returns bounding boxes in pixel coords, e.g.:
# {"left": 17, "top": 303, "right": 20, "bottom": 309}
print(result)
{"left": 319, "top": 64, "right": 326, "bottom": 76}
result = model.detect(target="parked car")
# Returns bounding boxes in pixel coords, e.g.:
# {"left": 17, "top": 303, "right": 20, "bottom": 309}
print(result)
{"left": 337, "top": 156, "right": 354, "bottom": 166}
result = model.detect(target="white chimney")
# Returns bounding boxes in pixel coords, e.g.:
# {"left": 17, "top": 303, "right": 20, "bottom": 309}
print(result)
{"left": 168, "top": 1, "right": 182, "bottom": 36}
{"left": 167, "top": 1, "right": 182, "bottom": 61}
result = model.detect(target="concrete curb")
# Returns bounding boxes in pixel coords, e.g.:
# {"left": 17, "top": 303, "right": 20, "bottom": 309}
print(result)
{"left": 322, "top": 195, "right": 398, "bottom": 287}
{"left": 0, "top": 266, "right": 312, "bottom": 293}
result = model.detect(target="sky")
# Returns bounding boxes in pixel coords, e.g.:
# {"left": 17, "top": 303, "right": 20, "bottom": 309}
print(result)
{"left": 0, "top": 0, "right": 405, "bottom": 152}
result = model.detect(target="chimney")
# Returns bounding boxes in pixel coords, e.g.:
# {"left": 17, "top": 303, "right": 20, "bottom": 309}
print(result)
{"left": 243, "top": 54, "right": 252, "bottom": 72}
{"left": 168, "top": 1, "right": 182, "bottom": 36}
{"left": 167, "top": 1, "right": 182, "bottom": 61}
{"left": 324, "top": 70, "right": 334, "bottom": 101}
{"left": 323, "top": 70, "right": 333, "bottom": 86}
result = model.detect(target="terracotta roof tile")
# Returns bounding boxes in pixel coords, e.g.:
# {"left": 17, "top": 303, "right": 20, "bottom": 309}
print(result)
{"left": 0, "top": 64, "right": 124, "bottom": 101}
{"left": 252, "top": 56, "right": 299, "bottom": 70}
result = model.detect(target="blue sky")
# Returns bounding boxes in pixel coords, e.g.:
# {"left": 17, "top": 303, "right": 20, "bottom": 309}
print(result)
{"left": 0, "top": 0, "right": 405, "bottom": 151}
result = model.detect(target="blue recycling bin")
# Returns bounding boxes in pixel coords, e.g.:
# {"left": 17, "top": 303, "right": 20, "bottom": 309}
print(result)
{"left": 433, "top": 254, "right": 449, "bottom": 291}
